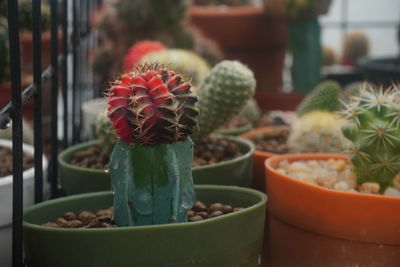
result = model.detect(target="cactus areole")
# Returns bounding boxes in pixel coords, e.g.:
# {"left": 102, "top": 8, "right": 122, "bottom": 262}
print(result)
{"left": 341, "top": 85, "right": 400, "bottom": 191}
{"left": 107, "top": 64, "right": 199, "bottom": 226}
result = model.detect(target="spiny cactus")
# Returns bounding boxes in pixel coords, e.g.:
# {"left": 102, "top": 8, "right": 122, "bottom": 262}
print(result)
{"left": 94, "top": 110, "right": 116, "bottom": 155}
{"left": 107, "top": 64, "right": 199, "bottom": 226}
{"left": 193, "top": 60, "right": 256, "bottom": 140}
{"left": 342, "top": 31, "right": 370, "bottom": 66}
{"left": 288, "top": 111, "right": 347, "bottom": 153}
{"left": 123, "top": 41, "right": 166, "bottom": 72}
{"left": 340, "top": 85, "right": 400, "bottom": 190}
{"left": 297, "top": 80, "right": 341, "bottom": 117}
{"left": 239, "top": 98, "right": 261, "bottom": 123}
{"left": 140, "top": 49, "right": 211, "bottom": 87}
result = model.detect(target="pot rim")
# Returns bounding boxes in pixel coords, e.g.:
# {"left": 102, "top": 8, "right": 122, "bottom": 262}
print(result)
{"left": 240, "top": 125, "right": 290, "bottom": 158}
{"left": 23, "top": 185, "right": 267, "bottom": 232}
{"left": 0, "top": 139, "right": 49, "bottom": 186}
{"left": 265, "top": 153, "right": 400, "bottom": 201}
{"left": 58, "top": 136, "right": 256, "bottom": 173}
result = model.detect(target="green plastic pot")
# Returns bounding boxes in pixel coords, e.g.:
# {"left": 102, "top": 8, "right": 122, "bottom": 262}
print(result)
{"left": 214, "top": 123, "right": 253, "bottom": 136}
{"left": 23, "top": 185, "right": 267, "bottom": 267}
{"left": 58, "top": 137, "right": 255, "bottom": 195}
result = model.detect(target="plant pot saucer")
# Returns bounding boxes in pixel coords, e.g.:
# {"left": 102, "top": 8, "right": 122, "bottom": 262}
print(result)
{"left": 23, "top": 185, "right": 267, "bottom": 267}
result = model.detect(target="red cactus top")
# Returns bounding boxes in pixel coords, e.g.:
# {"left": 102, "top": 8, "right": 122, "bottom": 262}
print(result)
{"left": 107, "top": 64, "right": 198, "bottom": 145}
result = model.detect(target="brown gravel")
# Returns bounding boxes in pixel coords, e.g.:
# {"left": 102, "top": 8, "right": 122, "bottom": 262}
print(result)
{"left": 0, "top": 146, "right": 34, "bottom": 178}
{"left": 42, "top": 200, "right": 244, "bottom": 228}
{"left": 69, "top": 136, "right": 243, "bottom": 169}
{"left": 218, "top": 116, "right": 251, "bottom": 130}
{"left": 249, "top": 128, "right": 289, "bottom": 154}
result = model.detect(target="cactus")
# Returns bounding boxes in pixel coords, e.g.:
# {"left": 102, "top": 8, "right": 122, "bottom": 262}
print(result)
{"left": 342, "top": 31, "right": 370, "bottom": 66}
{"left": 140, "top": 49, "right": 211, "bottom": 87}
{"left": 94, "top": 110, "right": 116, "bottom": 155}
{"left": 323, "top": 46, "right": 336, "bottom": 66}
{"left": 123, "top": 41, "right": 166, "bottom": 72}
{"left": 297, "top": 80, "right": 341, "bottom": 117}
{"left": 340, "top": 85, "right": 400, "bottom": 190}
{"left": 193, "top": 60, "right": 256, "bottom": 140}
{"left": 288, "top": 111, "right": 347, "bottom": 153}
{"left": 106, "top": 64, "right": 199, "bottom": 226}
{"left": 239, "top": 98, "right": 261, "bottom": 123}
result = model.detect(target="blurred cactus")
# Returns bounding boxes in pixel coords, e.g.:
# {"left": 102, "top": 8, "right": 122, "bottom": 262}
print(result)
{"left": 93, "top": 0, "right": 222, "bottom": 85}
{"left": 140, "top": 49, "right": 210, "bottom": 87}
{"left": 193, "top": 60, "right": 256, "bottom": 140}
{"left": 340, "top": 85, "right": 400, "bottom": 190}
{"left": 323, "top": 46, "right": 336, "bottom": 66}
{"left": 288, "top": 111, "right": 347, "bottom": 153}
{"left": 342, "top": 31, "right": 370, "bottom": 66}
{"left": 94, "top": 110, "right": 116, "bottom": 155}
{"left": 239, "top": 98, "right": 261, "bottom": 123}
{"left": 297, "top": 80, "right": 341, "bottom": 116}
{"left": 123, "top": 41, "right": 166, "bottom": 72}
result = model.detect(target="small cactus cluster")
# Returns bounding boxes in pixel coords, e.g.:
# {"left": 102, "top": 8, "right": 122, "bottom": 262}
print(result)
{"left": 193, "top": 60, "right": 256, "bottom": 140}
{"left": 123, "top": 41, "right": 166, "bottom": 72}
{"left": 238, "top": 98, "right": 261, "bottom": 123}
{"left": 340, "top": 85, "right": 400, "bottom": 190}
{"left": 94, "top": 110, "right": 116, "bottom": 155}
{"left": 107, "top": 63, "right": 199, "bottom": 145}
{"left": 140, "top": 49, "right": 211, "bottom": 87}
{"left": 296, "top": 80, "right": 341, "bottom": 117}
{"left": 106, "top": 64, "right": 199, "bottom": 226}
{"left": 288, "top": 111, "right": 347, "bottom": 153}
{"left": 342, "top": 31, "right": 370, "bottom": 66}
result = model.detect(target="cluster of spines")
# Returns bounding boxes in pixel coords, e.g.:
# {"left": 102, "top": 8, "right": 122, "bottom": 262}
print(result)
{"left": 107, "top": 63, "right": 199, "bottom": 145}
{"left": 340, "top": 85, "right": 400, "bottom": 190}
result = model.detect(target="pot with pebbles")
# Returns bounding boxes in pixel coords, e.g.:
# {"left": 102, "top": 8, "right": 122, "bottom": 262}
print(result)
{"left": 59, "top": 60, "right": 256, "bottom": 195}
{"left": 265, "top": 85, "right": 400, "bottom": 264}
{"left": 25, "top": 65, "right": 267, "bottom": 266}
{"left": 0, "top": 139, "right": 48, "bottom": 267}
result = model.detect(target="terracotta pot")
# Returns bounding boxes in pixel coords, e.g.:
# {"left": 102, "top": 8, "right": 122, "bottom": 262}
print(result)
{"left": 240, "top": 125, "right": 289, "bottom": 192}
{"left": 267, "top": 216, "right": 400, "bottom": 266}
{"left": 188, "top": 6, "right": 287, "bottom": 92}
{"left": 265, "top": 153, "right": 400, "bottom": 246}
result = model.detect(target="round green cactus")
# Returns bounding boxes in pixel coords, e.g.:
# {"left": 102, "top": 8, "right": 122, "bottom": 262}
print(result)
{"left": 340, "top": 85, "right": 400, "bottom": 190}
{"left": 194, "top": 60, "right": 256, "bottom": 140}
{"left": 94, "top": 110, "right": 116, "bottom": 155}
{"left": 288, "top": 111, "right": 347, "bottom": 153}
{"left": 140, "top": 49, "right": 210, "bottom": 87}
{"left": 297, "top": 80, "right": 341, "bottom": 117}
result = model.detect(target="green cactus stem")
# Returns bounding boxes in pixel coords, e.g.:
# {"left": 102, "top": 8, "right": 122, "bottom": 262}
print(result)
{"left": 340, "top": 85, "right": 400, "bottom": 190}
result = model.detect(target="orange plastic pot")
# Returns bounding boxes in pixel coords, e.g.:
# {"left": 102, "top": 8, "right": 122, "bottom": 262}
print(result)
{"left": 265, "top": 153, "right": 400, "bottom": 246}
{"left": 240, "top": 125, "right": 289, "bottom": 192}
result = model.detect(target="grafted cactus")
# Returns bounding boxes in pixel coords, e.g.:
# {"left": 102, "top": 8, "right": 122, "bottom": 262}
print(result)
{"left": 194, "top": 60, "right": 256, "bottom": 140}
{"left": 340, "top": 85, "right": 400, "bottom": 190}
{"left": 106, "top": 64, "right": 199, "bottom": 226}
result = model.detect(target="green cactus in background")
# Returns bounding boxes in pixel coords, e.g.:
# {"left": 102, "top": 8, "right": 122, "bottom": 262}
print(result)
{"left": 194, "top": 60, "right": 256, "bottom": 140}
{"left": 94, "top": 111, "right": 116, "bottom": 155}
{"left": 239, "top": 98, "right": 261, "bottom": 123}
{"left": 140, "top": 49, "right": 210, "bottom": 87}
{"left": 340, "top": 85, "right": 400, "bottom": 190}
{"left": 297, "top": 80, "right": 341, "bottom": 117}
{"left": 288, "top": 111, "right": 347, "bottom": 153}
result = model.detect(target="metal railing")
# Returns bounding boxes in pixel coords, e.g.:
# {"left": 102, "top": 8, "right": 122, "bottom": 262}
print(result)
{"left": 0, "top": 0, "right": 99, "bottom": 265}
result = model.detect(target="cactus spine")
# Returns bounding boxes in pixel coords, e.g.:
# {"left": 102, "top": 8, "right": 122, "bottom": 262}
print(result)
{"left": 107, "top": 64, "right": 199, "bottom": 226}
{"left": 194, "top": 60, "right": 256, "bottom": 140}
{"left": 340, "top": 85, "right": 400, "bottom": 190}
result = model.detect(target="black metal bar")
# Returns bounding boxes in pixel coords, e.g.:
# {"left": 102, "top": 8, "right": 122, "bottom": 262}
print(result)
{"left": 33, "top": 0, "right": 43, "bottom": 204}
{"left": 62, "top": 0, "right": 68, "bottom": 148}
{"left": 50, "top": 0, "right": 59, "bottom": 197}
{"left": 7, "top": 0, "right": 24, "bottom": 265}
{"left": 0, "top": 66, "right": 54, "bottom": 129}
{"left": 72, "top": 0, "right": 78, "bottom": 144}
